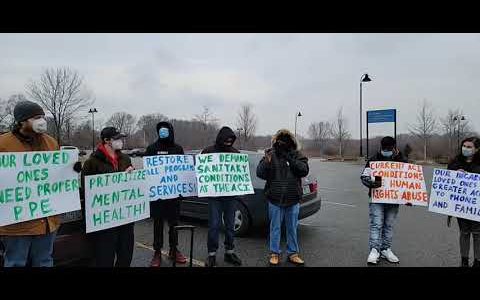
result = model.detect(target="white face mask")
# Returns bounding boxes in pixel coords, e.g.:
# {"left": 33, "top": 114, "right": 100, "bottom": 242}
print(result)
{"left": 111, "top": 139, "right": 123, "bottom": 150}
{"left": 30, "top": 118, "right": 47, "bottom": 134}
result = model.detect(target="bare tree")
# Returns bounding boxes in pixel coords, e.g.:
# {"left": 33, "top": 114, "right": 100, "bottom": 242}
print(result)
{"left": 26, "top": 67, "right": 94, "bottom": 144}
{"left": 308, "top": 121, "right": 332, "bottom": 154}
{"left": 106, "top": 112, "right": 137, "bottom": 148}
{"left": 331, "top": 107, "right": 350, "bottom": 158}
{"left": 236, "top": 103, "right": 257, "bottom": 149}
{"left": 136, "top": 113, "right": 168, "bottom": 146}
{"left": 195, "top": 106, "right": 219, "bottom": 145}
{"left": 441, "top": 109, "right": 472, "bottom": 157}
{"left": 409, "top": 99, "right": 437, "bottom": 161}
{"left": 0, "top": 94, "right": 27, "bottom": 131}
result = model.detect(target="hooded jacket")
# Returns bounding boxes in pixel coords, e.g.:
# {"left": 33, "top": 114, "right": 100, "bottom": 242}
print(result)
{"left": 0, "top": 129, "right": 61, "bottom": 236}
{"left": 144, "top": 121, "right": 184, "bottom": 219}
{"left": 201, "top": 126, "right": 240, "bottom": 154}
{"left": 360, "top": 151, "right": 408, "bottom": 198}
{"left": 256, "top": 129, "right": 309, "bottom": 207}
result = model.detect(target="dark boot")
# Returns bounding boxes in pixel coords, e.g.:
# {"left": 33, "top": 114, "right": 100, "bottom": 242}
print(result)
{"left": 472, "top": 259, "right": 480, "bottom": 268}
{"left": 205, "top": 255, "right": 216, "bottom": 267}
{"left": 461, "top": 257, "right": 469, "bottom": 267}
{"left": 150, "top": 251, "right": 162, "bottom": 267}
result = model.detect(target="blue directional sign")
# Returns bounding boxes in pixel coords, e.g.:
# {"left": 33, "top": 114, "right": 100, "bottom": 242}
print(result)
{"left": 367, "top": 109, "right": 396, "bottom": 123}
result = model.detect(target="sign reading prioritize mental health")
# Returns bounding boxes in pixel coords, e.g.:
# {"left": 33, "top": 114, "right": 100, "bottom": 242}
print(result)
{"left": 0, "top": 150, "right": 81, "bottom": 226}
{"left": 196, "top": 153, "right": 254, "bottom": 197}
{"left": 85, "top": 170, "right": 150, "bottom": 233}
{"left": 429, "top": 169, "right": 480, "bottom": 221}
{"left": 143, "top": 155, "right": 197, "bottom": 200}
{"left": 370, "top": 161, "right": 428, "bottom": 206}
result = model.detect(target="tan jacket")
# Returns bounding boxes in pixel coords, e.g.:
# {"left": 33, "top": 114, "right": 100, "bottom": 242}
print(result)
{"left": 0, "top": 131, "right": 61, "bottom": 236}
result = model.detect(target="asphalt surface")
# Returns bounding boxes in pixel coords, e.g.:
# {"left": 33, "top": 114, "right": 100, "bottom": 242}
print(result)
{"left": 128, "top": 158, "right": 463, "bottom": 267}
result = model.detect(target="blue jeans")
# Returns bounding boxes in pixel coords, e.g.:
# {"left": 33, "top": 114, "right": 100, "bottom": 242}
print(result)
{"left": 269, "top": 202, "right": 300, "bottom": 255}
{"left": 1, "top": 231, "right": 57, "bottom": 267}
{"left": 369, "top": 203, "right": 399, "bottom": 251}
{"left": 207, "top": 197, "right": 236, "bottom": 255}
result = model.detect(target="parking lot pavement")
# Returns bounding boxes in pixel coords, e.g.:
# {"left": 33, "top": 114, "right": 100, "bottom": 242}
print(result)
{"left": 131, "top": 159, "right": 461, "bottom": 267}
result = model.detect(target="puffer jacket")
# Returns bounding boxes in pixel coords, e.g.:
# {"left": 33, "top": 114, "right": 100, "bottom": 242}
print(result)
{"left": 256, "top": 129, "right": 309, "bottom": 207}
{"left": 0, "top": 129, "right": 61, "bottom": 236}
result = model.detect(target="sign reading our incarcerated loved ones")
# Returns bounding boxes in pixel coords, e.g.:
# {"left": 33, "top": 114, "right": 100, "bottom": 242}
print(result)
{"left": 196, "top": 153, "right": 254, "bottom": 197}
{"left": 143, "top": 155, "right": 197, "bottom": 200}
{"left": 429, "top": 168, "right": 480, "bottom": 221}
{"left": 85, "top": 169, "right": 150, "bottom": 233}
{"left": 370, "top": 161, "right": 428, "bottom": 206}
{"left": 0, "top": 150, "right": 81, "bottom": 226}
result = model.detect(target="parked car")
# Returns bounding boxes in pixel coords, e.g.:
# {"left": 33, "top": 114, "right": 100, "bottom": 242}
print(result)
{"left": 180, "top": 150, "right": 321, "bottom": 236}
{"left": 124, "top": 148, "right": 145, "bottom": 157}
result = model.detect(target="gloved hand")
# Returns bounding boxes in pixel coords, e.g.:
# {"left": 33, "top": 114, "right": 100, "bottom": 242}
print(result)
{"left": 371, "top": 181, "right": 382, "bottom": 189}
{"left": 73, "top": 161, "right": 82, "bottom": 173}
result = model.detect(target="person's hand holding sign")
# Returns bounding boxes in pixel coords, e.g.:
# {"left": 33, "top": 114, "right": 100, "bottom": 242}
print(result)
{"left": 125, "top": 165, "right": 135, "bottom": 173}
{"left": 265, "top": 148, "right": 273, "bottom": 163}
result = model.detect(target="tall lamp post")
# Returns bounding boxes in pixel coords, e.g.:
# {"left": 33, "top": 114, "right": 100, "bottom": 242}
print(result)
{"left": 294, "top": 111, "right": 302, "bottom": 138}
{"left": 88, "top": 108, "right": 98, "bottom": 151}
{"left": 453, "top": 115, "right": 466, "bottom": 151}
{"left": 360, "top": 73, "right": 372, "bottom": 158}
{"left": 237, "top": 128, "right": 244, "bottom": 149}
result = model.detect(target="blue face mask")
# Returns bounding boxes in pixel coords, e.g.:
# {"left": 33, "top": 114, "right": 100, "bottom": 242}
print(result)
{"left": 462, "top": 147, "right": 475, "bottom": 158}
{"left": 381, "top": 150, "right": 393, "bottom": 157}
{"left": 159, "top": 128, "right": 169, "bottom": 139}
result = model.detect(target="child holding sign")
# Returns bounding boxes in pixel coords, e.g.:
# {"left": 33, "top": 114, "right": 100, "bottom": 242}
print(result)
{"left": 0, "top": 101, "right": 82, "bottom": 267}
{"left": 447, "top": 137, "right": 480, "bottom": 267}
{"left": 360, "top": 136, "right": 408, "bottom": 265}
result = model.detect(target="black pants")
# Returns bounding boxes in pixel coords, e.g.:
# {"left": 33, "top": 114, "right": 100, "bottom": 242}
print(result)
{"left": 89, "top": 223, "right": 134, "bottom": 267}
{"left": 151, "top": 199, "right": 180, "bottom": 251}
{"left": 458, "top": 218, "right": 480, "bottom": 260}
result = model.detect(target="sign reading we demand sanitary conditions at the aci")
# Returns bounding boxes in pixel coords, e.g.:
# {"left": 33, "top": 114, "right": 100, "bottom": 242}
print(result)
{"left": 429, "top": 169, "right": 480, "bottom": 221}
{"left": 196, "top": 153, "right": 254, "bottom": 197}
{"left": 370, "top": 161, "right": 428, "bottom": 206}
{"left": 143, "top": 155, "right": 197, "bottom": 200}
{"left": 85, "top": 170, "right": 150, "bottom": 233}
{"left": 0, "top": 150, "right": 81, "bottom": 226}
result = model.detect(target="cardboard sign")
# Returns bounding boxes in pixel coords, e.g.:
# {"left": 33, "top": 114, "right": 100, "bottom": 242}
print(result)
{"left": 429, "top": 168, "right": 480, "bottom": 221}
{"left": 0, "top": 150, "right": 81, "bottom": 226}
{"left": 369, "top": 161, "right": 428, "bottom": 206}
{"left": 143, "top": 155, "right": 197, "bottom": 201}
{"left": 196, "top": 153, "right": 254, "bottom": 197}
{"left": 84, "top": 170, "right": 150, "bottom": 233}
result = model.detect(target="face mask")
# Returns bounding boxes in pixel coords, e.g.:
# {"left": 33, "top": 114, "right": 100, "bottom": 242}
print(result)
{"left": 462, "top": 147, "right": 475, "bottom": 158}
{"left": 159, "top": 127, "right": 170, "bottom": 139}
{"left": 31, "top": 118, "right": 47, "bottom": 134}
{"left": 381, "top": 150, "right": 393, "bottom": 157}
{"left": 111, "top": 139, "right": 123, "bottom": 150}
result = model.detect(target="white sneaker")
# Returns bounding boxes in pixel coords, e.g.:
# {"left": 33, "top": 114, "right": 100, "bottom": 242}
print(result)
{"left": 367, "top": 248, "right": 380, "bottom": 265}
{"left": 381, "top": 248, "right": 400, "bottom": 263}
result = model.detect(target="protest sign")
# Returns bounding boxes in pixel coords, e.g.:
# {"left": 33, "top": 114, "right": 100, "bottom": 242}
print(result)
{"left": 143, "top": 155, "right": 197, "bottom": 201}
{"left": 429, "top": 168, "right": 480, "bottom": 221}
{"left": 196, "top": 153, "right": 254, "bottom": 197}
{"left": 85, "top": 169, "right": 150, "bottom": 233}
{"left": 369, "top": 161, "right": 428, "bottom": 206}
{"left": 0, "top": 150, "right": 81, "bottom": 226}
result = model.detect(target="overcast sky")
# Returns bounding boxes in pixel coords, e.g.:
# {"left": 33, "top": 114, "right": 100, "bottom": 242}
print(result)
{"left": 1, "top": 33, "right": 479, "bottom": 138}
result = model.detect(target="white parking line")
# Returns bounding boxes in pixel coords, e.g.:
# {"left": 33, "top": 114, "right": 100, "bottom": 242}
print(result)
{"left": 323, "top": 200, "right": 356, "bottom": 207}
{"left": 135, "top": 242, "right": 205, "bottom": 267}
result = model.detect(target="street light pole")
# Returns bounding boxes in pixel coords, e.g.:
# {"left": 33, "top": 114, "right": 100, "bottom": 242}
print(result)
{"left": 454, "top": 115, "right": 466, "bottom": 151}
{"left": 88, "top": 108, "right": 98, "bottom": 151}
{"left": 359, "top": 73, "right": 372, "bottom": 158}
{"left": 295, "top": 111, "right": 302, "bottom": 138}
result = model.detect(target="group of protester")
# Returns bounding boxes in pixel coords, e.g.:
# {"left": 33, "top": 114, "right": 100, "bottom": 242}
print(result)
{"left": 0, "top": 100, "right": 479, "bottom": 268}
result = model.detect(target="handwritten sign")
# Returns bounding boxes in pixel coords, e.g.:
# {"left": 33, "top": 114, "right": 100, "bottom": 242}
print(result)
{"left": 143, "top": 155, "right": 197, "bottom": 200}
{"left": 429, "top": 168, "right": 480, "bottom": 221}
{"left": 370, "top": 161, "right": 428, "bottom": 206}
{"left": 85, "top": 170, "right": 150, "bottom": 233}
{"left": 196, "top": 153, "right": 254, "bottom": 197}
{"left": 0, "top": 150, "right": 81, "bottom": 226}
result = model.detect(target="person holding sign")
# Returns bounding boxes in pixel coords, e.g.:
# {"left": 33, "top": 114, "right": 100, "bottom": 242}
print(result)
{"left": 256, "top": 129, "right": 309, "bottom": 266}
{"left": 360, "top": 136, "right": 408, "bottom": 265}
{"left": 201, "top": 126, "right": 243, "bottom": 267}
{"left": 447, "top": 137, "right": 480, "bottom": 267}
{"left": 0, "top": 101, "right": 82, "bottom": 267}
{"left": 144, "top": 121, "right": 188, "bottom": 267}
{"left": 80, "top": 127, "right": 135, "bottom": 267}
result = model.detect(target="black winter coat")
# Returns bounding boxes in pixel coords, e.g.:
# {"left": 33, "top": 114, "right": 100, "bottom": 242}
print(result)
{"left": 201, "top": 126, "right": 240, "bottom": 154}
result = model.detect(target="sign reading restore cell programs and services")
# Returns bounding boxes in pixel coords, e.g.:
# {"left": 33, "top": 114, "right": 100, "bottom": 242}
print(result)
{"left": 429, "top": 168, "right": 480, "bottom": 222}
{"left": 84, "top": 169, "right": 150, "bottom": 233}
{"left": 0, "top": 150, "right": 81, "bottom": 226}
{"left": 143, "top": 155, "right": 197, "bottom": 200}
{"left": 196, "top": 153, "right": 254, "bottom": 197}
{"left": 370, "top": 161, "right": 428, "bottom": 206}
